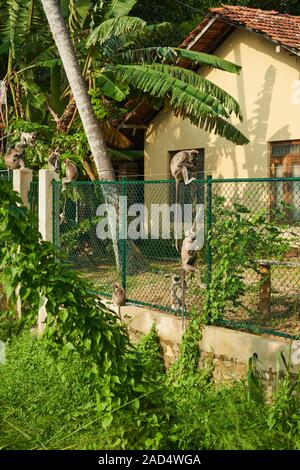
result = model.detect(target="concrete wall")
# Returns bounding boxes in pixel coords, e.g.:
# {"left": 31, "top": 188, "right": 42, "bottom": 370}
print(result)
{"left": 145, "top": 29, "right": 300, "bottom": 180}
{"left": 105, "top": 301, "right": 300, "bottom": 385}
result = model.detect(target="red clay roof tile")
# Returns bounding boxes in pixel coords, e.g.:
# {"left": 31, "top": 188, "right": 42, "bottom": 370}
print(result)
{"left": 180, "top": 5, "right": 300, "bottom": 53}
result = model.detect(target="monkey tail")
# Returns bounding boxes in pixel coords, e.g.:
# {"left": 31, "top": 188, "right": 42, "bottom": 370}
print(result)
{"left": 175, "top": 179, "right": 181, "bottom": 253}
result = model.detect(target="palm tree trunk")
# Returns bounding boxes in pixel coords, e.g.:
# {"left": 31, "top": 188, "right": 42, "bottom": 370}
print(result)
{"left": 40, "top": 0, "right": 114, "bottom": 181}
{"left": 40, "top": 0, "right": 149, "bottom": 275}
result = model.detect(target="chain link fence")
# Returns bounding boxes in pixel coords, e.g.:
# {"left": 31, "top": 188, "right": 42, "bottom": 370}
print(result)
{"left": 52, "top": 178, "right": 300, "bottom": 338}
{"left": 29, "top": 180, "right": 39, "bottom": 215}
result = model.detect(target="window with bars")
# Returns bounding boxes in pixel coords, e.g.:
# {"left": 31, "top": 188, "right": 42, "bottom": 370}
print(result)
{"left": 270, "top": 141, "right": 300, "bottom": 222}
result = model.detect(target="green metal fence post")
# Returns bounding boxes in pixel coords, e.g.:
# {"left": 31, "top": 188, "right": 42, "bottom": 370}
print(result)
{"left": 206, "top": 175, "right": 213, "bottom": 322}
{"left": 121, "top": 177, "right": 127, "bottom": 290}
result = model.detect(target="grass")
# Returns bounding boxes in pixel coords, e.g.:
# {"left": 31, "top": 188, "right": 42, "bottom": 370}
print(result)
{"left": 0, "top": 328, "right": 300, "bottom": 450}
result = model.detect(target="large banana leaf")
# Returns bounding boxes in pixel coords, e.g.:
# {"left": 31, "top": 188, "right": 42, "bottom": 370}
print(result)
{"left": 105, "top": 0, "right": 138, "bottom": 19}
{"left": 111, "top": 49, "right": 242, "bottom": 117}
{"left": 68, "top": 0, "right": 90, "bottom": 30}
{"left": 104, "top": 23, "right": 172, "bottom": 58}
{"left": 99, "top": 66, "right": 230, "bottom": 118}
{"left": 113, "top": 46, "right": 241, "bottom": 74}
{"left": 117, "top": 63, "right": 242, "bottom": 119}
{"left": 174, "top": 49, "right": 241, "bottom": 74}
{"left": 0, "top": 0, "right": 52, "bottom": 65}
{"left": 95, "top": 72, "right": 129, "bottom": 101}
{"left": 86, "top": 16, "right": 146, "bottom": 48}
{"left": 107, "top": 64, "right": 249, "bottom": 145}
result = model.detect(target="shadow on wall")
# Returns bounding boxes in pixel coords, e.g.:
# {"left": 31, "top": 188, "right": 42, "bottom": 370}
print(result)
{"left": 234, "top": 40, "right": 277, "bottom": 178}
{"left": 192, "top": 49, "right": 278, "bottom": 179}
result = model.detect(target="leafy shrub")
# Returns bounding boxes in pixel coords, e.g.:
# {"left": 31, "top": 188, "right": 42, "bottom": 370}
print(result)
{"left": 0, "top": 182, "right": 144, "bottom": 414}
{"left": 0, "top": 326, "right": 300, "bottom": 450}
{"left": 205, "top": 196, "right": 293, "bottom": 322}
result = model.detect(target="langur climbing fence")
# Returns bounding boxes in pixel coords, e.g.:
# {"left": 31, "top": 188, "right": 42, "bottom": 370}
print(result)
{"left": 52, "top": 177, "right": 300, "bottom": 339}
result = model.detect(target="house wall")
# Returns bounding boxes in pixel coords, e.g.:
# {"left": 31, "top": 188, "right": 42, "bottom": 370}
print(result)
{"left": 144, "top": 29, "right": 300, "bottom": 180}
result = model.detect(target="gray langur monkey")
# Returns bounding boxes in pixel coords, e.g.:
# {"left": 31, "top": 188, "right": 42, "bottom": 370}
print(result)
{"left": 170, "top": 149, "right": 199, "bottom": 251}
{"left": 62, "top": 158, "right": 78, "bottom": 188}
{"left": 48, "top": 146, "right": 60, "bottom": 173}
{"left": 181, "top": 228, "right": 198, "bottom": 273}
{"left": 20, "top": 132, "right": 36, "bottom": 147}
{"left": 4, "top": 142, "right": 26, "bottom": 169}
{"left": 170, "top": 149, "right": 198, "bottom": 187}
{"left": 165, "top": 273, "right": 186, "bottom": 310}
{"left": 60, "top": 158, "right": 79, "bottom": 224}
{"left": 112, "top": 283, "right": 126, "bottom": 320}
{"left": 181, "top": 227, "right": 207, "bottom": 288}
{"left": 4, "top": 132, "right": 36, "bottom": 170}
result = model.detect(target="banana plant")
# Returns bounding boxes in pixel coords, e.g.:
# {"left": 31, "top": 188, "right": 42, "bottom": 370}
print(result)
{"left": 50, "top": 0, "right": 249, "bottom": 146}
{"left": 0, "top": 0, "right": 56, "bottom": 121}
{"left": 82, "top": 5, "right": 249, "bottom": 145}
{"left": 1, "top": 0, "right": 249, "bottom": 161}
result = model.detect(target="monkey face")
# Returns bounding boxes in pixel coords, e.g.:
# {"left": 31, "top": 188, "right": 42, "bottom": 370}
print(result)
{"left": 171, "top": 274, "right": 181, "bottom": 284}
{"left": 185, "top": 229, "right": 196, "bottom": 241}
{"left": 21, "top": 132, "right": 36, "bottom": 146}
{"left": 28, "top": 133, "right": 36, "bottom": 145}
{"left": 189, "top": 150, "right": 198, "bottom": 165}
{"left": 15, "top": 143, "right": 25, "bottom": 153}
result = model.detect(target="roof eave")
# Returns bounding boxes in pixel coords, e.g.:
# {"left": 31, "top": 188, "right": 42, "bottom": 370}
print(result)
{"left": 183, "top": 13, "right": 300, "bottom": 58}
{"left": 186, "top": 15, "right": 219, "bottom": 50}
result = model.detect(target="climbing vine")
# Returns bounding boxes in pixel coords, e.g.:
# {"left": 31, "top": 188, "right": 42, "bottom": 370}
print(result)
{"left": 0, "top": 182, "right": 143, "bottom": 411}
{"left": 204, "top": 196, "right": 293, "bottom": 322}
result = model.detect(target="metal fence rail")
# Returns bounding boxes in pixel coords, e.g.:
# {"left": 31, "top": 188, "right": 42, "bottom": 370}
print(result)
{"left": 52, "top": 178, "right": 300, "bottom": 339}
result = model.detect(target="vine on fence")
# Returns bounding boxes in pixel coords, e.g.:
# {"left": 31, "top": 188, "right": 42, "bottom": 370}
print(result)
{"left": 204, "top": 196, "right": 294, "bottom": 322}
{"left": 0, "top": 182, "right": 144, "bottom": 411}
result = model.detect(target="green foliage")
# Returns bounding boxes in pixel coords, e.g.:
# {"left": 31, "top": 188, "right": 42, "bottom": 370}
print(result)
{"left": 0, "top": 181, "right": 144, "bottom": 413}
{"left": 0, "top": 333, "right": 98, "bottom": 449}
{"left": 169, "top": 314, "right": 204, "bottom": 384}
{"left": 87, "top": 11, "right": 248, "bottom": 146}
{"left": 0, "top": 316, "right": 23, "bottom": 343}
{"left": 136, "top": 323, "right": 165, "bottom": 380}
{"left": 1, "top": 0, "right": 248, "bottom": 168}
{"left": 247, "top": 353, "right": 264, "bottom": 404}
{"left": 105, "top": 64, "right": 248, "bottom": 145}
{"left": 5, "top": 118, "right": 52, "bottom": 169}
{"left": 204, "top": 196, "right": 293, "bottom": 321}
{"left": 4, "top": 118, "right": 90, "bottom": 176}
{"left": 130, "top": 0, "right": 251, "bottom": 44}
{"left": 267, "top": 373, "right": 300, "bottom": 433}
{"left": 267, "top": 352, "right": 300, "bottom": 433}
{"left": 1, "top": 318, "right": 300, "bottom": 449}
{"left": 52, "top": 131, "right": 89, "bottom": 174}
